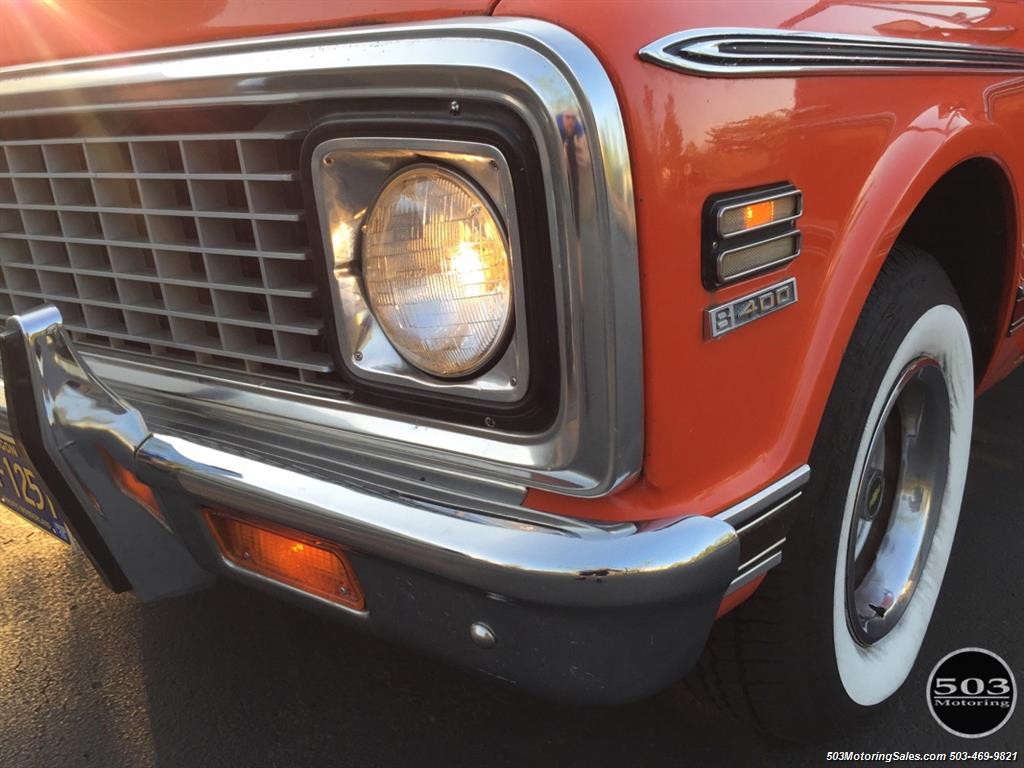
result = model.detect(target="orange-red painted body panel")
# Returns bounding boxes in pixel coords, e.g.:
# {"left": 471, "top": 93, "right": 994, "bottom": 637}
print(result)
{"left": 3, "top": 1, "right": 1022, "bottom": 533}
{"left": 493, "top": 1, "right": 1024, "bottom": 523}
{"left": 0, "top": 0, "right": 493, "bottom": 67}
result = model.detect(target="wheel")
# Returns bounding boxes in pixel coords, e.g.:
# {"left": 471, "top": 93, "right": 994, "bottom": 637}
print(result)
{"left": 692, "top": 243, "right": 975, "bottom": 740}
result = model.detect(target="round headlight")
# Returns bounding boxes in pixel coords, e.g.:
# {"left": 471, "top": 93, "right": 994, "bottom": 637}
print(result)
{"left": 361, "top": 165, "right": 513, "bottom": 378}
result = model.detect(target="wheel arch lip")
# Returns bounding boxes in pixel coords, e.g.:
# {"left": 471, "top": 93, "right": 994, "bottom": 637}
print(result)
{"left": 792, "top": 114, "right": 1022, "bottom": 460}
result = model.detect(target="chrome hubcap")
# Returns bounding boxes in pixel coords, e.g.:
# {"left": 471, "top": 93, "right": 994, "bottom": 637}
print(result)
{"left": 846, "top": 357, "right": 951, "bottom": 646}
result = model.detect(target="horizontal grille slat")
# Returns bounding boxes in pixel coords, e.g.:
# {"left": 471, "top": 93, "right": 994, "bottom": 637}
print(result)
{"left": 65, "top": 325, "right": 334, "bottom": 372}
{"left": 0, "top": 130, "right": 306, "bottom": 146}
{"left": 0, "top": 117, "right": 337, "bottom": 389}
{"left": 0, "top": 202, "right": 304, "bottom": 222}
{"left": 0, "top": 171, "right": 300, "bottom": 181}
{"left": 0, "top": 261, "right": 315, "bottom": 297}
{"left": 0, "top": 287, "right": 322, "bottom": 334}
{"left": 0, "top": 232, "right": 309, "bottom": 260}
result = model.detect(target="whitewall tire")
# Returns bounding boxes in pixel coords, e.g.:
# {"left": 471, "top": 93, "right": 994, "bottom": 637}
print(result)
{"left": 691, "top": 244, "right": 976, "bottom": 740}
{"left": 832, "top": 304, "right": 973, "bottom": 705}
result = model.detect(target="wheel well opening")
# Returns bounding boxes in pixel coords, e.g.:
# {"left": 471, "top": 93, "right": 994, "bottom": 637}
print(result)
{"left": 898, "top": 158, "right": 1016, "bottom": 382}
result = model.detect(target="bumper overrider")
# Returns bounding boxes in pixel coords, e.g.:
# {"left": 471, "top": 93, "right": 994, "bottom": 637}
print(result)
{"left": 0, "top": 306, "right": 808, "bottom": 702}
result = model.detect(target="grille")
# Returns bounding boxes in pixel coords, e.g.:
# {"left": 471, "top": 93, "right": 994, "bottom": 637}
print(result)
{"left": 0, "top": 122, "right": 338, "bottom": 388}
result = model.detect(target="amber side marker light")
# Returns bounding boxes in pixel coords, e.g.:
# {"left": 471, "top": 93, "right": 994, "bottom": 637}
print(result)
{"left": 738, "top": 199, "right": 776, "bottom": 231}
{"left": 204, "top": 509, "right": 365, "bottom": 610}
{"left": 703, "top": 183, "right": 803, "bottom": 288}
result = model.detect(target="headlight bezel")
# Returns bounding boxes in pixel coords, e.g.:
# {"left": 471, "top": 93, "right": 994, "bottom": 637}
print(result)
{"left": 310, "top": 133, "right": 535, "bottom": 413}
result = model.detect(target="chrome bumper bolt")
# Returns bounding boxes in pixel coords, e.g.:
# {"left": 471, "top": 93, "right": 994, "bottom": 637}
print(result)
{"left": 469, "top": 622, "right": 496, "bottom": 649}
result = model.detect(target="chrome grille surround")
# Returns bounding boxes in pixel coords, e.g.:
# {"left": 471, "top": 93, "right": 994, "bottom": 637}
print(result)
{"left": 0, "top": 18, "right": 643, "bottom": 497}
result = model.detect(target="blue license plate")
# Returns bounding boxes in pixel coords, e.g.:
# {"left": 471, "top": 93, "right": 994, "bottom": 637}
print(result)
{"left": 0, "top": 435, "right": 70, "bottom": 543}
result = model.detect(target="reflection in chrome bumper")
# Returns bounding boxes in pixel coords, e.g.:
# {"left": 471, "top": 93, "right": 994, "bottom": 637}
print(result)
{"left": 139, "top": 433, "right": 739, "bottom": 609}
{"left": 0, "top": 305, "right": 808, "bottom": 701}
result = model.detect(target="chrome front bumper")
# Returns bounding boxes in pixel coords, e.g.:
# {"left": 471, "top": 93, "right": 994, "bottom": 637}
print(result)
{"left": 0, "top": 306, "right": 807, "bottom": 702}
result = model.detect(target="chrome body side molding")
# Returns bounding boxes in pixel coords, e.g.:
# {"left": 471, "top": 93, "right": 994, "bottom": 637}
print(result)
{"left": 715, "top": 465, "right": 810, "bottom": 593}
{"left": 0, "top": 18, "right": 642, "bottom": 497}
{"left": 640, "top": 28, "right": 1024, "bottom": 77}
{"left": 1010, "top": 285, "right": 1024, "bottom": 335}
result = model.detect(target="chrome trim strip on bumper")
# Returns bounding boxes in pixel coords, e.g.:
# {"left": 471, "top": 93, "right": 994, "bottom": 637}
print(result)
{"left": 0, "top": 17, "right": 643, "bottom": 497}
{"left": 716, "top": 467, "right": 809, "bottom": 593}
{"left": 729, "top": 543, "right": 784, "bottom": 595}
{"left": 1009, "top": 285, "right": 1024, "bottom": 335}
{"left": 139, "top": 440, "right": 808, "bottom": 607}
{"left": 715, "top": 465, "right": 810, "bottom": 528}
{"left": 640, "top": 27, "right": 1024, "bottom": 78}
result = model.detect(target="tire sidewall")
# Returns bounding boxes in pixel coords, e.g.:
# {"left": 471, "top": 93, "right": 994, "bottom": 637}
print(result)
{"left": 830, "top": 303, "right": 974, "bottom": 706}
{"left": 692, "top": 249, "right": 977, "bottom": 739}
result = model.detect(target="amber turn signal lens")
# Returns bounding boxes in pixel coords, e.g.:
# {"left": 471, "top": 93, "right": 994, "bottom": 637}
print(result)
{"left": 718, "top": 192, "right": 800, "bottom": 237}
{"left": 742, "top": 200, "right": 775, "bottom": 229}
{"left": 204, "top": 510, "right": 365, "bottom": 610}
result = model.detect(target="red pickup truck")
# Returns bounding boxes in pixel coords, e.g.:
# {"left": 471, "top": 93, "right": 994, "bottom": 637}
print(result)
{"left": 1, "top": 0, "right": 1021, "bottom": 739}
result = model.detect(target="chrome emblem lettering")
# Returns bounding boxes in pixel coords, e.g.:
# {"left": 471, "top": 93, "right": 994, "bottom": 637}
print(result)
{"left": 705, "top": 278, "right": 798, "bottom": 339}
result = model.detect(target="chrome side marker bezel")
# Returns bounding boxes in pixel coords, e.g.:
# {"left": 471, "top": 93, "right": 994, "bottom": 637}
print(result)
{"left": 702, "top": 183, "right": 803, "bottom": 288}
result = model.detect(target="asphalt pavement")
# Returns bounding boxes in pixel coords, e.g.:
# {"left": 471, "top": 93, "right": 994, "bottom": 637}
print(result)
{"left": 1, "top": 366, "right": 1022, "bottom": 767}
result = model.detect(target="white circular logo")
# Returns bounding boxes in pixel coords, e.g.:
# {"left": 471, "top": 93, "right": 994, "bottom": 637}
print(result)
{"left": 926, "top": 648, "right": 1017, "bottom": 738}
